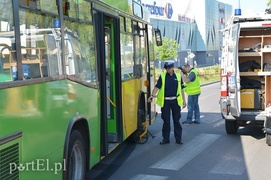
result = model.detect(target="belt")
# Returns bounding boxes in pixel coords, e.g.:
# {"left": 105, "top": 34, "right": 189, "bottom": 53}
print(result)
{"left": 164, "top": 96, "right": 177, "bottom": 100}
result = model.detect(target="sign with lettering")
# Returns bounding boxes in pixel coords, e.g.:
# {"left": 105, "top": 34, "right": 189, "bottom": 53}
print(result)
{"left": 137, "top": 0, "right": 194, "bottom": 22}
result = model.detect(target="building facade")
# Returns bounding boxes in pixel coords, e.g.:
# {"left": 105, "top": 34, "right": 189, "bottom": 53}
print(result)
{"left": 137, "top": 0, "right": 232, "bottom": 66}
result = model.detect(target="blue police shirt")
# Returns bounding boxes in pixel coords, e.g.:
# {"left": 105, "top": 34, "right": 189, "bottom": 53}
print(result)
{"left": 155, "top": 72, "right": 183, "bottom": 97}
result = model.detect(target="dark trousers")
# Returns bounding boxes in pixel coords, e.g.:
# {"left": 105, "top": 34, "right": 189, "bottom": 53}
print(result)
{"left": 161, "top": 99, "right": 182, "bottom": 141}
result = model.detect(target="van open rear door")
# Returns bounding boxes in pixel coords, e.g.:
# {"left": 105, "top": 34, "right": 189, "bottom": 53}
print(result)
{"left": 226, "top": 23, "right": 241, "bottom": 117}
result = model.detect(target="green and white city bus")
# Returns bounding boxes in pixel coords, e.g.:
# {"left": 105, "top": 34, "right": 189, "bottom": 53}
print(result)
{"left": 0, "top": 0, "right": 161, "bottom": 179}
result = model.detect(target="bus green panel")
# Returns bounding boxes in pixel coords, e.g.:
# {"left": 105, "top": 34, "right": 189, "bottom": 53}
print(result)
{"left": 0, "top": 80, "right": 101, "bottom": 178}
{"left": 107, "top": 119, "right": 116, "bottom": 133}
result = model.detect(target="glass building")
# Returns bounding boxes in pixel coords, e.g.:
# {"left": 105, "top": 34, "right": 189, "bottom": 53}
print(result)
{"left": 137, "top": 0, "right": 232, "bottom": 66}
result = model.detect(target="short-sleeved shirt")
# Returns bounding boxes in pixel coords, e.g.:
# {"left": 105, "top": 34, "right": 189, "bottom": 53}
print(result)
{"left": 187, "top": 69, "right": 196, "bottom": 82}
{"left": 155, "top": 72, "right": 184, "bottom": 97}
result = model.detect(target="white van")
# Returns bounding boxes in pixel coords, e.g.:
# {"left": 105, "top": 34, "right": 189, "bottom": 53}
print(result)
{"left": 220, "top": 11, "right": 271, "bottom": 146}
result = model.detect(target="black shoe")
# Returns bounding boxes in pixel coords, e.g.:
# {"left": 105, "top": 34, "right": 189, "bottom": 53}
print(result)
{"left": 194, "top": 121, "right": 200, "bottom": 124}
{"left": 160, "top": 139, "right": 170, "bottom": 145}
{"left": 182, "top": 121, "right": 192, "bottom": 124}
{"left": 176, "top": 140, "right": 183, "bottom": 144}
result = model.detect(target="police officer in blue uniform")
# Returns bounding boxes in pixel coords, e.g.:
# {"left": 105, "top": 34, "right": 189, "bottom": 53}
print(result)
{"left": 148, "top": 60, "right": 186, "bottom": 145}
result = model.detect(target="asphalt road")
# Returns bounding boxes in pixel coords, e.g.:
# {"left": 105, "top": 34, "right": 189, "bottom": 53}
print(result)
{"left": 86, "top": 82, "right": 271, "bottom": 180}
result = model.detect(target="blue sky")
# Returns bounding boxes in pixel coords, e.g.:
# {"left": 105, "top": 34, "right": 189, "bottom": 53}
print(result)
{"left": 219, "top": 0, "right": 269, "bottom": 13}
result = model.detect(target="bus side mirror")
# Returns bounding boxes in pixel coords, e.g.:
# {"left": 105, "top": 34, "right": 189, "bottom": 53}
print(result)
{"left": 154, "top": 29, "right": 162, "bottom": 46}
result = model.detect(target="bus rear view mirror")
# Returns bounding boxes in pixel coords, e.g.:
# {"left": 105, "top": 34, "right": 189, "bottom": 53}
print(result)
{"left": 154, "top": 29, "right": 162, "bottom": 46}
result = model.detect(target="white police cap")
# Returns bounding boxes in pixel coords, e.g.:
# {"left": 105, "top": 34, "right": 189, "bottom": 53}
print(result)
{"left": 164, "top": 59, "right": 176, "bottom": 69}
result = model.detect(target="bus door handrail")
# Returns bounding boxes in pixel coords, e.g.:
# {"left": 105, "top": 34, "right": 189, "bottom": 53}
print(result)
{"left": 106, "top": 96, "right": 116, "bottom": 108}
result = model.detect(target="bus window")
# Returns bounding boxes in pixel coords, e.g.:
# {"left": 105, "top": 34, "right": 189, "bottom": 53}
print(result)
{"left": 148, "top": 26, "right": 155, "bottom": 65}
{"left": 126, "top": 18, "right": 132, "bottom": 33}
{"left": 133, "top": 21, "right": 146, "bottom": 78}
{"left": 133, "top": 34, "right": 146, "bottom": 78}
{"left": 0, "top": 1, "right": 14, "bottom": 82}
{"left": 43, "top": 31, "right": 62, "bottom": 77}
{"left": 62, "top": 0, "right": 92, "bottom": 21}
{"left": 120, "top": 16, "right": 125, "bottom": 32}
{"left": 138, "top": 22, "right": 144, "bottom": 36}
{"left": 40, "top": 1, "right": 58, "bottom": 13}
{"left": 69, "top": 1, "right": 78, "bottom": 18}
{"left": 18, "top": 10, "right": 61, "bottom": 79}
{"left": 0, "top": 37, "right": 15, "bottom": 82}
{"left": 120, "top": 33, "right": 134, "bottom": 80}
{"left": 78, "top": 1, "right": 92, "bottom": 21}
{"left": 63, "top": 20, "right": 97, "bottom": 84}
{"left": 19, "top": 0, "right": 58, "bottom": 13}
{"left": 19, "top": 0, "right": 38, "bottom": 8}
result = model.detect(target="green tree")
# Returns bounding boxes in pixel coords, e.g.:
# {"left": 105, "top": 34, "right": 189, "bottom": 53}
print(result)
{"left": 268, "top": 0, "right": 271, "bottom": 7}
{"left": 154, "top": 37, "right": 180, "bottom": 61}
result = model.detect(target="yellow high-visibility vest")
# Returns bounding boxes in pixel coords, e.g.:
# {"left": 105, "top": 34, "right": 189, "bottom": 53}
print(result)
{"left": 156, "top": 73, "right": 183, "bottom": 107}
{"left": 184, "top": 69, "right": 201, "bottom": 95}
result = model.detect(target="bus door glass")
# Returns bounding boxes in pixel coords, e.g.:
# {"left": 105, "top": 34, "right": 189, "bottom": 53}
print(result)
{"left": 147, "top": 26, "right": 156, "bottom": 122}
{"left": 105, "top": 27, "right": 111, "bottom": 120}
{"left": 104, "top": 17, "right": 118, "bottom": 139}
{"left": 227, "top": 23, "right": 241, "bottom": 117}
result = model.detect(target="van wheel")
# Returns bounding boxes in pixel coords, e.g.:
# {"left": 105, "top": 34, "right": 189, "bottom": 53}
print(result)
{"left": 266, "top": 116, "right": 271, "bottom": 128}
{"left": 266, "top": 134, "right": 271, "bottom": 146}
{"left": 225, "top": 119, "right": 238, "bottom": 134}
{"left": 67, "top": 130, "right": 86, "bottom": 180}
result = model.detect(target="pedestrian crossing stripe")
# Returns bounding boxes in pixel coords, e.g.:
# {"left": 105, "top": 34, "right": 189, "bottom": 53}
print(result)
{"left": 150, "top": 133, "right": 221, "bottom": 170}
{"left": 130, "top": 174, "right": 168, "bottom": 180}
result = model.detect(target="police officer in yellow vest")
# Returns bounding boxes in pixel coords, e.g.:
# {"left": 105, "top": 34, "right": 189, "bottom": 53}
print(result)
{"left": 181, "top": 64, "right": 201, "bottom": 124}
{"left": 148, "top": 60, "right": 186, "bottom": 145}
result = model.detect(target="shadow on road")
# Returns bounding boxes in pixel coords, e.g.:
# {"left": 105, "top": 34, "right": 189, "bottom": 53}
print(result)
{"left": 85, "top": 141, "right": 137, "bottom": 180}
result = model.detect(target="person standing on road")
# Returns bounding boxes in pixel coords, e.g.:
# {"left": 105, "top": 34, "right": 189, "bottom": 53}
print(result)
{"left": 181, "top": 64, "right": 201, "bottom": 124}
{"left": 148, "top": 61, "right": 186, "bottom": 145}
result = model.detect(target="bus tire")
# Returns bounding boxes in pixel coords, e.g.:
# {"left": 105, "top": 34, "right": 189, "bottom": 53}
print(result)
{"left": 127, "top": 92, "right": 146, "bottom": 143}
{"left": 67, "top": 130, "right": 86, "bottom": 180}
{"left": 225, "top": 119, "right": 238, "bottom": 134}
{"left": 266, "top": 134, "right": 271, "bottom": 146}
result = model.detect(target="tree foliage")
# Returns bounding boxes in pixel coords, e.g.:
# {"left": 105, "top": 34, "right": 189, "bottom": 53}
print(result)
{"left": 154, "top": 37, "right": 179, "bottom": 61}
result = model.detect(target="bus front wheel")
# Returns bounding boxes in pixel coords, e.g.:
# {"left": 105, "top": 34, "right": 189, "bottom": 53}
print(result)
{"left": 67, "top": 130, "right": 86, "bottom": 180}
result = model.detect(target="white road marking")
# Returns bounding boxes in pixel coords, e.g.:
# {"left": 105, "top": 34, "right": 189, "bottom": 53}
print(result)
{"left": 130, "top": 174, "right": 168, "bottom": 180}
{"left": 150, "top": 133, "right": 220, "bottom": 170}
{"left": 192, "top": 115, "right": 204, "bottom": 121}
{"left": 210, "top": 136, "right": 262, "bottom": 175}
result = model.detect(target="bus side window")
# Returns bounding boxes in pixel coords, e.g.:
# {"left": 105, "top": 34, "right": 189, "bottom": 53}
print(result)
{"left": 62, "top": 22, "right": 96, "bottom": 84}
{"left": 120, "top": 33, "right": 133, "bottom": 80}
{"left": 0, "top": 45, "right": 12, "bottom": 82}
